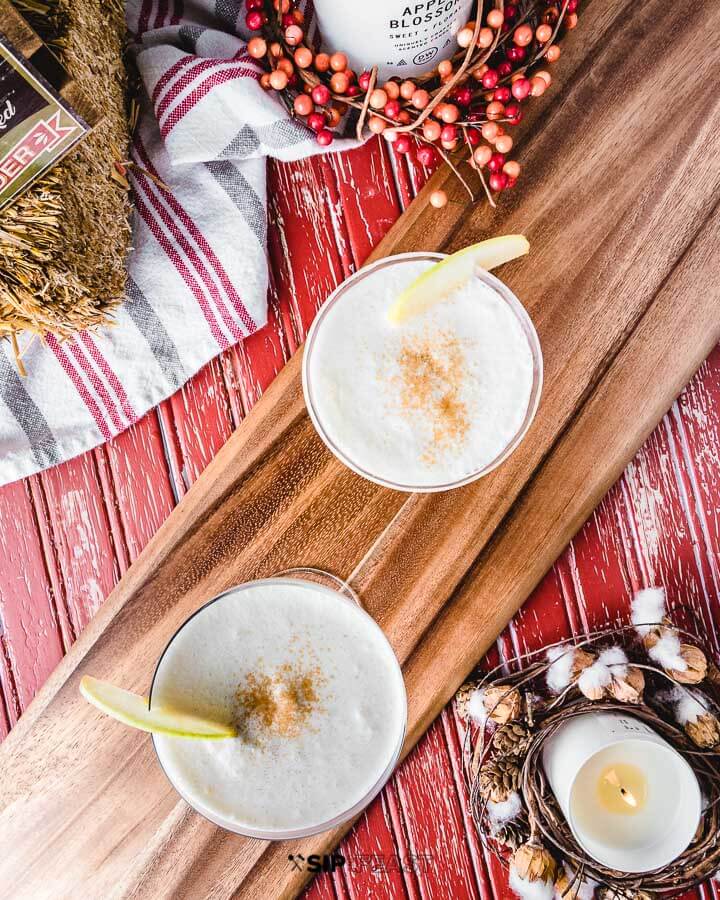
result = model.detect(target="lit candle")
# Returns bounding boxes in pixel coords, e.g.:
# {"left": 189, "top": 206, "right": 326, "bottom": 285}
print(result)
{"left": 542, "top": 712, "right": 701, "bottom": 872}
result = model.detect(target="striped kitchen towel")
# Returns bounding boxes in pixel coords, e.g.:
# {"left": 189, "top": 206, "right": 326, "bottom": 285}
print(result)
{"left": 0, "top": 0, "right": 359, "bottom": 486}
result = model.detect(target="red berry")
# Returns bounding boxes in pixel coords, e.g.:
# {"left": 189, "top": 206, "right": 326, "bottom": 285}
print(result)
{"left": 453, "top": 86, "right": 473, "bottom": 107}
{"left": 416, "top": 144, "right": 438, "bottom": 166}
{"left": 489, "top": 171, "right": 509, "bottom": 191}
{"left": 440, "top": 124, "right": 458, "bottom": 142}
{"left": 481, "top": 68, "right": 499, "bottom": 90}
{"left": 497, "top": 61, "right": 513, "bottom": 77}
{"left": 358, "top": 71, "right": 372, "bottom": 91}
{"left": 505, "top": 102, "right": 522, "bottom": 124}
{"left": 506, "top": 46, "right": 526, "bottom": 63}
{"left": 316, "top": 129, "right": 334, "bottom": 147}
{"left": 505, "top": 176, "right": 517, "bottom": 188}
{"left": 246, "top": 0, "right": 262, "bottom": 7}
{"left": 567, "top": 0, "right": 579, "bottom": 11}
{"left": 245, "top": 10, "right": 264, "bottom": 30}
{"left": 346, "top": 85, "right": 361, "bottom": 97}
{"left": 511, "top": 78, "right": 531, "bottom": 100}
{"left": 504, "top": 4, "right": 518, "bottom": 19}
{"left": 465, "top": 128, "right": 481, "bottom": 147}
{"left": 394, "top": 134, "right": 412, "bottom": 154}
{"left": 467, "top": 104, "right": 485, "bottom": 122}
{"left": 307, "top": 112, "right": 326, "bottom": 132}
{"left": 487, "top": 152, "right": 506, "bottom": 172}
{"left": 311, "top": 84, "right": 331, "bottom": 105}
{"left": 513, "top": 24, "right": 534, "bottom": 47}
{"left": 384, "top": 99, "right": 401, "bottom": 119}
{"left": 282, "top": 12, "right": 295, "bottom": 26}
{"left": 493, "top": 86, "right": 511, "bottom": 103}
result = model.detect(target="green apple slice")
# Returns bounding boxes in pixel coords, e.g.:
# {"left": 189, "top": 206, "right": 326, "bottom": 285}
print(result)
{"left": 387, "top": 234, "right": 529, "bottom": 324}
{"left": 80, "top": 675, "right": 236, "bottom": 738}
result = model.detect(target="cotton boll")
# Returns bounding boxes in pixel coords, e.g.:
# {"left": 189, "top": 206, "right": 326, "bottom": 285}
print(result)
{"left": 577, "top": 658, "right": 613, "bottom": 699}
{"left": 597, "top": 646, "right": 628, "bottom": 675}
{"left": 631, "top": 586, "right": 666, "bottom": 636}
{"left": 673, "top": 687, "right": 710, "bottom": 726}
{"left": 647, "top": 630, "right": 686, "bottom": 672}
{"left": 577, "top": 646, "right": 627, "bottom": 700}
{"left": 545, "top": 646, "right": 575, "bottom": 693}
{"left": 487, "top": 791, "right": 522, "bottom": 826}
{"left": 467, "top": 688, "right": 488, "bottom": 725}
{"left": 509, "top": 867, "right": 554, "bottom": 900}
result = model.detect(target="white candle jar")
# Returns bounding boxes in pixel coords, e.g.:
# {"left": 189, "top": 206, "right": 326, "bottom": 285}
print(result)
{"left": 312, "top": 0, "right": 474, "bottom": 80}
{"left": 542, "top": 712, "right": 701, "bottom": 873}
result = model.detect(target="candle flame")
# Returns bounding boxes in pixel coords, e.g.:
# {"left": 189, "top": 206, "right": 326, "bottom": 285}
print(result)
{"left": 603, "top": 768, "right": 638, "bottom": 808}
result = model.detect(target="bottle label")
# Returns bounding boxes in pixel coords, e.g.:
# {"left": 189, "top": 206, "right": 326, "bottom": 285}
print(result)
{"left": 387, "top": 0, "right": 468, "bottom": 69}
{"left": 314, "top": 0, "right": 473, "bottom": 80}
{"left": 0, "top": 33, "right": 89, "bottom": 209}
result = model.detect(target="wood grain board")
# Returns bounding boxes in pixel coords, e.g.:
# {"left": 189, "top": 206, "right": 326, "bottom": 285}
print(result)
{"left": 1, "top": 1, "right": 720, "bottom": 898}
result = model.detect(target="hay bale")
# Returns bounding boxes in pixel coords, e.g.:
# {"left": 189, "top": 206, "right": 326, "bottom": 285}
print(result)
{"left": 0, "top": 0, "right": 131, "bottom": 346}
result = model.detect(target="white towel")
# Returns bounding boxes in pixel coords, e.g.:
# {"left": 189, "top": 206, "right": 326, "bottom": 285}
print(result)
{"left": 0, "top": 0, "right": 359, "bottom": 486}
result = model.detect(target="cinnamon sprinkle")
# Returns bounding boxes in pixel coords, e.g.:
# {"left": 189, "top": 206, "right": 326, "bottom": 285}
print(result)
{"left": 392, "top": 331, "right": 470, "bottom": 465}
{"left": 235, "top": 661, "right": 326, "bottom": 744}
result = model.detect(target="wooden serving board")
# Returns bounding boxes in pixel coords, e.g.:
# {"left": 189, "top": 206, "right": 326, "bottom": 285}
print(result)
{"left": 1, "top": 1, "right": 719, "bottom": 897}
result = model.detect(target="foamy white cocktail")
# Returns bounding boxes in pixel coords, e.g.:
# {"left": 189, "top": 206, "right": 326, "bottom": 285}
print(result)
{"left": 151, "top": 576, "right": 406, "bottom": 838}
{"left": 303, "top": 253, "right": 542, "bottom": 491}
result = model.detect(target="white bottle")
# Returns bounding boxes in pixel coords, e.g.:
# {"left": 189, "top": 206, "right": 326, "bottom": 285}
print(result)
{"left": 312, "top": 0, "right": 474, "bottom": 81}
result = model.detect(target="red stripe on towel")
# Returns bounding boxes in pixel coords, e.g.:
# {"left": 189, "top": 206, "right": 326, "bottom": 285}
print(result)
{"left": 79, "top": 334, "right": 137, "bottom": 425}
{"left": 133, "top": 190, "right": 231, "bottom": 349}
{"left": 46, "top": 337, "right": 113, "bottom": 441}
{"left": 134, "top": 137, "right": 256, "bottom": 335}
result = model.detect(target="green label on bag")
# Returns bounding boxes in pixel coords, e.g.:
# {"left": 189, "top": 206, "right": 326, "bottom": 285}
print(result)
{"left": 0, "top": 33, "right": 90, "bottom": 210}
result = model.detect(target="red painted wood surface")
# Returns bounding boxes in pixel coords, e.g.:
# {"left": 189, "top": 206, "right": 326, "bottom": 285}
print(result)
{"left": 0, "top": 138, "right": 719, "bottom": 899}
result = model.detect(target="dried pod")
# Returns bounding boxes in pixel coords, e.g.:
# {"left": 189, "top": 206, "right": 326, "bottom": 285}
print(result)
{"left": 577, "top": 674, "right": 606, "bottom": 701}
{"left": 571, "top": 648, "right": 595, "bottom": 680}
{"left": 579, "top": 683, "right": 606, "bottom": 701}
{"left": 646, "top": 628, "right": 708, "bottom": 684}
{"left": 706, "top": 661, "right": 720, "bottom": 687}
{"left": 685, "top": 712, "right": 720, "bottom": 749}
{"left": 479, "top": 757, "right": 521, "bottom": 802}
{"left": 554, "top": 870, "right": 584, "bottom": 899}
{"left": 669, "top": 644, "right": 707, "bottom": 684}
{"left": 493, "top": 721, "right": 532, "bottom": 757}
{"left": 511, "top": 841, "right": 556, "bottom": 884}
{"left": 455, "top": 681, "right": 478, "bottom": 720}
{"left": 641, "top": 618, "right": 673, "bottom": 652}
{"left": 482, "top": 685, "right": 522, "bottom": 724}
{"left": 608, "top": 665, "right": 645, "bottom": 703}
{"left": 491, "top": 820, "right": 528, "bottom": 851}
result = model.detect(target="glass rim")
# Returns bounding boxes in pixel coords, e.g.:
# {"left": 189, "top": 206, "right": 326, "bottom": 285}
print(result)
{"left": 149, "top": 574, "right": 408, "bottom": 841}
{"left": 302, "top": 251, "right": 544, "bottom": 493}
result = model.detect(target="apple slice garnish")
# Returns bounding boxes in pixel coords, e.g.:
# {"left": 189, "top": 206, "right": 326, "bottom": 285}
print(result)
{"left": 387, "top": 234, "right": 529, "bottom": 324}
{"left": 80, "top": 675, "right": 236, "bottom": 738}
